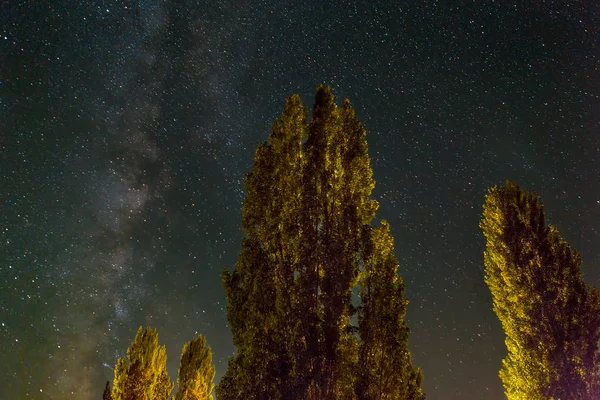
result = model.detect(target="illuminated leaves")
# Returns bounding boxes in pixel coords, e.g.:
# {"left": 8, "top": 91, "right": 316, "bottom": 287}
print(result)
{"left": 111, "top": 327, "right": 174, "bottom": 400}
{"left": 218, "top": 86, "right": 423, "bottom": 399}
{"left": 175, "top": 334, "right": 216, "bottom": 400}
{"left": 110, "top": 328, "right": 216, "bottom": 400}
{"left": 357, "top": 221, "right": 425, "bottom": 400}
{"left": 481, "top": 182, "right": 600, "bottom": 399}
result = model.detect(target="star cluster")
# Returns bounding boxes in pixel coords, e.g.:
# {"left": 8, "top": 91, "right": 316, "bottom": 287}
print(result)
{"left": 2, "top": 1, "right": 599, "bottom": 399}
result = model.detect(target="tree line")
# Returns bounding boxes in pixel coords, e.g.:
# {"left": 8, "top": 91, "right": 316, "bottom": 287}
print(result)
{"left": 102, "top": 86, "right": 600, "bottom": 400}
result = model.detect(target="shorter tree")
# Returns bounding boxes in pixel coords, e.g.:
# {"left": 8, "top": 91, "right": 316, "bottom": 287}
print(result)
{"left": 481, "top": 181, "right": 600, "bottom": 399}
{"left": 356, "top": 221, "right": 425, "bottom": 400}
{"left": 175, "top": 334, "right": 216, "bottom": 400}
{"left": 111, "top": 326, "right": 174, "bottom": 400}
{"left": 103, "top": 381, "right": 112, "bottom": 400}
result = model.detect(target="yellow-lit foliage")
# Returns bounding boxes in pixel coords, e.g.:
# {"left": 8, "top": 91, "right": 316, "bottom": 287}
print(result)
{"left": 481, "top": 182, "right": 600, "bottom": 400}
{"left": 217, "top": 86, "right": 423, "bottom": 400}
{"left": 356, "top": 221, "right": 425, "bottom": 400}
{"left": 175, "top": 334, "right": 216, "bottom": 400}
{"left": 111, "top": 326, "right": 174, "bottom": 400}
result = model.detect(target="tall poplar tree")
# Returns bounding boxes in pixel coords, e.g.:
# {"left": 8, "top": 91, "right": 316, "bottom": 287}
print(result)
{"left": 217, "top": 86, "right": 423, "bottom": 400}
{"left": 111, "top": 326, "right": 174, "bottom": 400}
{"left": 217, "top": 93, "right": 307, "bottom": 400}
{"left": 481, "top": 181, "right": 600, "bottom": 400}
{"left": 175, "top": 334, "right": 216, "bottom": 400}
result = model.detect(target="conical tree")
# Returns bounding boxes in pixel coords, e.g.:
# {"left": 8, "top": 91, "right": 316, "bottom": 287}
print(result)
{"left": 356, "top": 221, "right": 425, "bottom": 400}
{"left": 481, "top": 181, "right": 600, "bottom": 399}
{"left": 296, "top": 91, "right": 380, "bottom": 399}
{"left": 217, "top": 86, "right": 423, "bottom": 400}
{"left": 103, "top": 381, "right": 113, "bottom": 400}
{"left": 111, "top": 326, "right": 174, "bottom": 400}
{"left": 175, "top": 334, "right": 216, "bottom": 400}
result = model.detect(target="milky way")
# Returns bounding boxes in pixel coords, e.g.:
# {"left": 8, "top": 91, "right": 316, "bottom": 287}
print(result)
{"left": 2, "top": 1, "right": 599, "bottom": 399}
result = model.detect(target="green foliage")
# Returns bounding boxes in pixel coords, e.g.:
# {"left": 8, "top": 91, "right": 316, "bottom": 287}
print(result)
{"left": 218, "top": 93, "right": 307, "bottom": 400}
{"left": 217, "top": 86, "right": 423, "bottom": 400}
{"left": 481, "top": 181, "right": 600, "bottom": 400}
{"left": 175, "top": 334, "right": 216, "bottom": 400}
{"left": 356, "top": 222, "right": 425, "bottom": 400}
{"left": 111, "top": 326, "right": 174, "bottom": 400}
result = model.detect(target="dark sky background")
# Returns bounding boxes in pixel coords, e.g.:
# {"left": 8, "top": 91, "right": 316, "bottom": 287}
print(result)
{"left": 2, "top": 1, "right": 599, "bottom": 399}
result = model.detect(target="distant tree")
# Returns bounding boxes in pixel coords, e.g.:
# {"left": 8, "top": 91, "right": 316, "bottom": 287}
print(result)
{"left": 111, "top": 326, "right": 174, "bottom": 400}
{"left": 175, "top": 334, "right": 216, "bottom": 400}
{"left": 217, "top": 86, "right": 423, "bottom": 400}
{"left": 481, "top": 181, "right": 600, "bottom": 399}
{"left": 103, "top": 381, "right": 112, "bottom": 400}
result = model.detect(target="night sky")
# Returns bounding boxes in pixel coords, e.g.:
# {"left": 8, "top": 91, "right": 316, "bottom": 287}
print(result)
{"left": 2, "top": 1, "right": 599, "bottom": 399}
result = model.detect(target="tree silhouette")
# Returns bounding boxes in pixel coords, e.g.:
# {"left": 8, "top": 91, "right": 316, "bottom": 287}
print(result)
{"left": 103, "top": 381, "right": 112, "bottom": 400}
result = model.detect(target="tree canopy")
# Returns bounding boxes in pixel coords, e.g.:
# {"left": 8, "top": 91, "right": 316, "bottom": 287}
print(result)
{"left": 481, "top": 181, "right": 600, "bottom": 399}
{"left": 217, "top": 86, "right": 424, "bottom": 400}
{"left": 111, "top": 326, "right": 174, "bottom": 400}
{"left": 175, "top": 334, "right": 216, "bottom": 400}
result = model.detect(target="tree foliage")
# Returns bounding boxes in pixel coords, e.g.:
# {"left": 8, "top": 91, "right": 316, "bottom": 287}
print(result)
{"left": 111, "top": 326, "right": 174, "bottom": 400}
{"left": 217, "top": 86, "right": 423, "bottom": 400}
{"left": 175, "top": 334, "right": 216, "bottom": 400}
{"left": 357, "top": 221, "right": 425, "bottom": 400}
{"left": 481, "top": 181, "right": 600, "bottom": 400}
{"left": 103, "top": 381, "right": 113, "bottom": 400}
